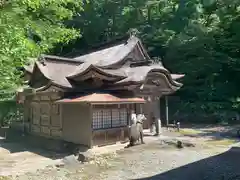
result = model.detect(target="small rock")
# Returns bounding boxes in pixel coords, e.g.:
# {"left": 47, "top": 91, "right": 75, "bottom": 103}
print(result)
{"left": 55, "top": 162, "right": 65, "bottom": 168}
{"left": 62, "top": 155, "right": 80, "bottom": 166}
{"left": 162, "top": 139, "right": 177, "bottom": 146}
{"left": 77, "top": 151, "right": 94, "bottom": 162}
{"left": 162, "top": 139, "right": 195, "bottom": 148}
{"left": 177, "top": 141, "right": 183, "bottom": 148}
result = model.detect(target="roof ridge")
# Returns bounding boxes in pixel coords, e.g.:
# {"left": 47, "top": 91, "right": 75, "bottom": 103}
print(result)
{"left": 73, "top": 35, "right": 130, "bottom": 58}
{"left": 41, "top": 54, "right": 83, "bottom": 63}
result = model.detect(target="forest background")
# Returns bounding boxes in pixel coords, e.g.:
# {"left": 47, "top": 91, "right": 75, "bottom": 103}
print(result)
{"left": 1, "top": 0, "right": 240, "bottom": 124}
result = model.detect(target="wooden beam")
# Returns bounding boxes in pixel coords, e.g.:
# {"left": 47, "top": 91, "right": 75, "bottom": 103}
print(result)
{"left": 165, "top": 96, "right": 169, "bottom": 126}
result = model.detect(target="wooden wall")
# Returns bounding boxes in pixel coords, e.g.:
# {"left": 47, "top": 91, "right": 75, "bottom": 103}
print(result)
{"left": 61, "top": 103, "right": 92, "bottom": 147}
{"left": 92, "top": 127, "right": 129, "bottom": 147}
{"left": 26, "top": 91, "right": 62, "bottom": 139}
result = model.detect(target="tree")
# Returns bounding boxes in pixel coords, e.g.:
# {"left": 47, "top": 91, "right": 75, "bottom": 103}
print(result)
{"left": 53, "top": 0, "right": 240, "bottom": 120}
{"left": 0, "top": 0, "right": 84, "bottom": 90}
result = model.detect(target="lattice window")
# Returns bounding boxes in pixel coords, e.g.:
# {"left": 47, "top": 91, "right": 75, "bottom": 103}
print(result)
{"left": 92, "top": 108, "right": 128, "bottom": 129}
{"left": 92, "top": 109, "right": 102, "bottom": 129}
{"left": 119, "top": 108, "right": 128, "bottom": 126}
{"left": 111, "top": 109, "right": 121, "bottom": 127}
{"left": 102, "top": 109, "right": 112, "bottom": 128}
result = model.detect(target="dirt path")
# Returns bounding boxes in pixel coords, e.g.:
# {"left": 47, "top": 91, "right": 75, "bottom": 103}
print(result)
{"left": 0, "top": 150, "right": 57, "bottom": 177}
{"left": 98, "top": 144, "right": 240, "bottom": 180}
{"left": 12, "top": 141, "right": 240, "bottom": 180}
{"left": 1, "top": 125, "right": 240, "bottom": 180}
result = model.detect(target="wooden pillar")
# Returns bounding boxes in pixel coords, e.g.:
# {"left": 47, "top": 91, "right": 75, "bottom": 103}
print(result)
{"left": 134, "top": 103, "right": 137, "bottom": 113}
{"left": 165, "top": 96, "right": 169, "bottom": 126}
{"left": 152, "top": 96, "right": 161, "bottom": 135}
{"left": 89, "top": 104, "right": 93, "bottom": 148}
{"left": 140, "top": 104, "right": 143, "bottom": 114}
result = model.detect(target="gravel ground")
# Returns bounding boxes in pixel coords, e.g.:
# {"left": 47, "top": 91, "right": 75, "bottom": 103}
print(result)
{"left": 11, "top": 141, "right": 240, "bottom": 180}
{"left": 2, "top": 125, "right": 240, "bottom": 180}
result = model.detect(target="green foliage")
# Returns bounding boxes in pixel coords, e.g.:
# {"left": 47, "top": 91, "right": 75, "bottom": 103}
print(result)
{"left": 2, "top": 0, "right": 240, "bottom": 122}
{"left": 0, "top": 100, "right": 22, "bottom": 127}
{"left": 0, "top": 0, "right": 84, "bottom": 125}
{"left": 52, "top": 0, "right": 240, "bottom": 119}
{"left": 0, "top": 0, "right": 83, "bottom": 90}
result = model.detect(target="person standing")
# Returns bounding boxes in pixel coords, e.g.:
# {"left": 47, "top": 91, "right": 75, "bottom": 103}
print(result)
{"left": 130, "top": 110, "right": 137, "bottom": 125}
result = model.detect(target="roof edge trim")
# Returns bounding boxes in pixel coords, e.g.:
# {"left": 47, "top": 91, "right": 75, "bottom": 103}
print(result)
{"left": 67, "top": 64, "right": 126, "bottom": 79}
{"left": 41, "top": 54, "right": 84, "bottom": 63}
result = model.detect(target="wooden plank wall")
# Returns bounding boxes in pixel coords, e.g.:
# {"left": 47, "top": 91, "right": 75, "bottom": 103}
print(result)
{"left": 29, "top": 92, "right": 62, "bottom": 139}
{"left": 92, "top": 127, "right": 129, "bottom": 147}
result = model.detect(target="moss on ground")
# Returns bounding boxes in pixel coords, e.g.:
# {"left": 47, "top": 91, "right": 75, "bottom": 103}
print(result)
{"left": 179, "top": 128, "right": 203, "bottom": 136}
{"left": 0, "top": 176, "right": 11, "bottom": 180}
{"left": 206, "top": 139, "right": 237, "bottom": 146}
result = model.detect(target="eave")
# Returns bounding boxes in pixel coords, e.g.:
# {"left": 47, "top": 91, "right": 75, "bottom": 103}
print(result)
{"left": 29, "top": 61, "right": 73, "bottom": 90}
{"left": 108, "top": 70, "right": 184, "bottom": 96}
{"left": 67, "top": 64, "right": 126, "bottom": 81}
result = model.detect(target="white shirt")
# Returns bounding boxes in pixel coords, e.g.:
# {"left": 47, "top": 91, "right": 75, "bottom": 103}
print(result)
{"left": 136, "top": 114, "right": 146, "bottom": 124}
{"left": 131, "top": 113, "right": 137, "bottom": 125}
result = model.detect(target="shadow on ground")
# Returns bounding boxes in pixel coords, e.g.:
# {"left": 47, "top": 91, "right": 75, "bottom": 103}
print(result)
{"left": 134, "top": 147, "right": 240, "bottom": 180}
{"left": 0, "top": 129, "right": 85, "bottom": 160}
{"left": 1, "top": 125, "right": 239, "bottom": 160}
{"left": 0, "top": 139, "right": 69, "bottom": 160}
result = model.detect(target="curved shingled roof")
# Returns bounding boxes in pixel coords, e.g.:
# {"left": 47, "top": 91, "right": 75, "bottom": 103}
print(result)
{"left": 115, "top": 63, "right": 182, "bottom": 87}
{"left": 25, "top": 35, "right": 184, "bottom": 92}
{"left": 73, "top": 36, "right": 147, "bottom": 68}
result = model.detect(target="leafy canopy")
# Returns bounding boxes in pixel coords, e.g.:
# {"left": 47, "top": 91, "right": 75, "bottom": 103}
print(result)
{"left": 0, "top": 0, "right": 83, "bottom": 90}
{"left": 54, "top": 0, "right": 240, "bottom": 115}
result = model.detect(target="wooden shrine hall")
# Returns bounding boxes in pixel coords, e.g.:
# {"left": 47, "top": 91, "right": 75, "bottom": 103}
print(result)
{"left": 18, "top": 34, "right": 184, "bottom": 148}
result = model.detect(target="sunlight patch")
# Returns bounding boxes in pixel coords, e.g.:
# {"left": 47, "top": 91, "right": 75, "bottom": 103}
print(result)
{"left": 179, "top": 128, "right": 202, "bottom": 135}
